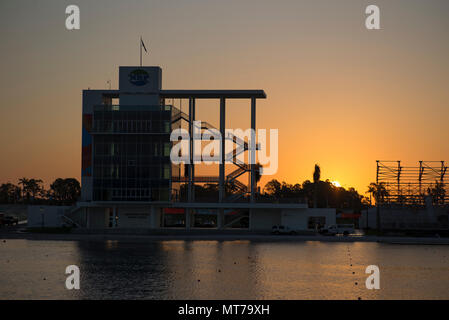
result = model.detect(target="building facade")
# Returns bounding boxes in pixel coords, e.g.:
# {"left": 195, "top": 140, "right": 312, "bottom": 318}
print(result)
{"left": 65, "top": 65, "right": 333, "bottom": 231}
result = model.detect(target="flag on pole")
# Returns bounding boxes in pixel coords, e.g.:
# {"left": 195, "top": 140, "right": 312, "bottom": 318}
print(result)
{"left": 141, "top": 37, "right": 148, "bottom": 53}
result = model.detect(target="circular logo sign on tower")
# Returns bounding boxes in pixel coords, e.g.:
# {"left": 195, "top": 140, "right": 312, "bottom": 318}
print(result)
{"left": 128, "top": 69, "right": 149, "bottom": 86}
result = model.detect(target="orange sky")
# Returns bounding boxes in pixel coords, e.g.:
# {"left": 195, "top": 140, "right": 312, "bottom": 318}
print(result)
{"left": 1, "top": 0, "right": 449, "bottom": 195}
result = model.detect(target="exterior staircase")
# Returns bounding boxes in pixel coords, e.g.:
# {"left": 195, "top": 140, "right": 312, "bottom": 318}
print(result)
{"left": 172, "top": 109, "right": 258, "bottom": 202}
{"left": 61, "top": 205, "right": 86, "bottom": 228}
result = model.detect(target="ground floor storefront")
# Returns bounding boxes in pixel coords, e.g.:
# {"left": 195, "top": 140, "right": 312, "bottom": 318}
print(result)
{"left": 61, "top": 203, "right": 336, "bottom": 232}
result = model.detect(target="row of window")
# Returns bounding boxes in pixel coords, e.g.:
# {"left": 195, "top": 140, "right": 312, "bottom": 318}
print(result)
{"left": 94, "top": 135, "right": 169, "bottom": 144}
{"left": 93, "top": 109, "right": 171, "bottom": 120}
{"left": 94, "top": 142, "right": 171, "bottom": 157}
{"left": 93, "top": 177, "right": 169, "bottom": 186}
{"left": 93, "top": 187, "right": 170, "bottom": 201}
{"left": 93, "top": 165, "right": 170, "bottom": 179}
{"left": 113, "top": 188, "right": 151, "bottom": 198}
{"left": 93, "top": 159, "right": 170, "bottom": 170}
{"left": 93, "top": 119, "right": 171, "bottom": 133}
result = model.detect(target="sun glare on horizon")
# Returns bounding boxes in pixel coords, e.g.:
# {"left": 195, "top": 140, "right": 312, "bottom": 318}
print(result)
{"left": 332, "top": 181, "right": 341, "bottom": 187}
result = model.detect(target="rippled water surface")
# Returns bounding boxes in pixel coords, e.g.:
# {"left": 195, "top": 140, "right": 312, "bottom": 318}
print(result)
{"left": 1, "top": 239, "right": 448, "bottom": 299}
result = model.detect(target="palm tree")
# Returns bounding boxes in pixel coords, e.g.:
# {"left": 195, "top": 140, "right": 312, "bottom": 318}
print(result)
{"left": 27, "top": 179, "right": 43, "bottom": 203}
{"left": 367, "top": 182, "right": 388, "bottom": 205}
{"left": 367, "top": 182, "right": 389, "bottom": 233}
{"left": 313, "top": 164, "right": 321, "bottom": 208}
{"left": 430, "top": 181, "right": 446, "bottom": 205}
{"left": 18, "top": 177, "right": 30, "bottom": 202}
{"left": 18, "top": 178, "right": 44, "bottom": 203}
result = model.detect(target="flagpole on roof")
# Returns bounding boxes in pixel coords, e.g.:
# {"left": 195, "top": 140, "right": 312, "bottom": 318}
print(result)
{"left": 140, "top": 36, "right": 148, "bottom": 67}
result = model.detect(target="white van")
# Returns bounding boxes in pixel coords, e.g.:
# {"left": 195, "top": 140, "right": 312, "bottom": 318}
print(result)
{"left": 321, "top": 224, "right": 355, "bottom": 236}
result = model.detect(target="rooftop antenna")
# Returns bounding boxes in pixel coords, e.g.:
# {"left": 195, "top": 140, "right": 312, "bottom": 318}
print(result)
{"left": 140, "top": 36, "right": 148, "bottom": 66}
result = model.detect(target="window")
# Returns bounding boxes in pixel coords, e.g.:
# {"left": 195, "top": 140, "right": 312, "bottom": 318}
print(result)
{"left": 164, "top": 143, "right": 171, "bottom": 157}
{"left": 164, "top": 165, "right": 170, "bottom": 179}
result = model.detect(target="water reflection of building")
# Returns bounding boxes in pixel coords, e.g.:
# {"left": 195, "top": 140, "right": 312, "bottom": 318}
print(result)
{"left": 73, "top": 240, "right": 260, "bottom": 299}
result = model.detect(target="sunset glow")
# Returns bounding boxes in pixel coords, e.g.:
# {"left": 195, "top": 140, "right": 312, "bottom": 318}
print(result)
{"left": 1, "top": 0, "right": 449, "bottom": 304}
{"left": 332, "top": 181, "right": 341, "bottom": 188}
{"left": 1, "top": 0, "right": 449, "bottom": 194}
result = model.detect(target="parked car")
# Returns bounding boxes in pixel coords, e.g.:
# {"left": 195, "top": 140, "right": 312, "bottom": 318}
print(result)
{"left": 320, "top": 224, "right": 355, "bottom": 236}
{"left": 0, "top": 214, "right": 19, "bottom": 226}
{"left": 272, "top": 225, "right": 297, "bottom": 235}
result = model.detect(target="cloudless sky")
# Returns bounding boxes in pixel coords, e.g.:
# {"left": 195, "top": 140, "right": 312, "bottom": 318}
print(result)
{"left": 1, "top": 0, "right": 449, "bottom": 194}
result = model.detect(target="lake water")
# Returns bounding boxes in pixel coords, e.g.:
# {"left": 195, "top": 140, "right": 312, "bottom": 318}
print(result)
{"left": 0, "top": 239, "right": 448, "bottom": 299}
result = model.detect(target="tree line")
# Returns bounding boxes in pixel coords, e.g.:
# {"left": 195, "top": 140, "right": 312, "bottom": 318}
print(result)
{"left": 0, "top": 178, "right": 81, "bottom": 206}
{"left": 8, "top": 165, "right": 431, "bottom": 209}
{"left": 261, "top": 164, "right": 369, "bottom": 210}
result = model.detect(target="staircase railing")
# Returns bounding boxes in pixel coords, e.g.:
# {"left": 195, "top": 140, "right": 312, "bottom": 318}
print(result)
{"left": 173, "top": 111, "right": 255, "bottom": 202}
{"left": 61, "top": 206, "right": 85, "bottom": 228}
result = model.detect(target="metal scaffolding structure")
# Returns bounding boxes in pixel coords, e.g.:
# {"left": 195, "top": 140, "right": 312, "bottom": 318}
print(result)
{"left": 163, "top": 92, "right": 265, "bottom": 206}
{"left": 376, "top": 161, "right": 448, "bottom": 206}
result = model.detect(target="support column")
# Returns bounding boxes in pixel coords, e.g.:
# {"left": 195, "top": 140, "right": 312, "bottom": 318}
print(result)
{"left": 419, "top": 161, "right": 423, "bottom": 201}
{"left": 219, "top": 98, "right": 226, "bottom": 203}
{"left": 191, "top": 98, "right": 195, "bottom": 202}
{"left": 248, "top": 208, "right": 253, "bottom": 231}
{"left": 188, "top": 98, "right": 194, "bottom": 203}
{"left": 250, "top": 97, "right": 256, "bottom": 203}
{"left": 113, "top": 206, "right": 117, "bottom": 228}
{"left": 218, "top": 97, "right": 226, "bottom": 230}
{"left": 86, "top": 207, "right": 90, "bottom": 229}
{"left": 186, "top": 209, "right": 191, "bottom": 230}
{"left": 149, "top": 206, "right": 155, "bottom": 229}
{"left": 376, "top": 160, "right": 381, "bottom": 233}
{"left": 217, "top": 209, "right": 224, "bottom": 230}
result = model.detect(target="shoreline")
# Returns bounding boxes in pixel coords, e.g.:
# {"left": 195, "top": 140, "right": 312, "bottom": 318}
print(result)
{"left": 1, "top": 229, "right": 449, "bottom": 244}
